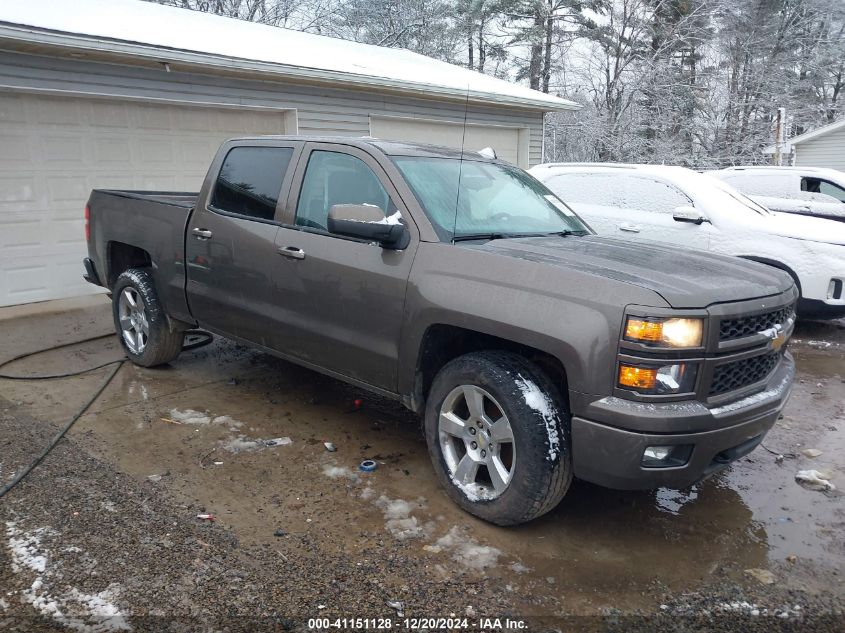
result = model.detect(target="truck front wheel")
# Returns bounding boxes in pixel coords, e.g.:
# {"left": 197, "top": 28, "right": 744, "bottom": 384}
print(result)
{"left": 112, "top": 268, "right": 183, "bottom": 367}
{"left": 424, "top": 351, "right": 572, "bottom": 526}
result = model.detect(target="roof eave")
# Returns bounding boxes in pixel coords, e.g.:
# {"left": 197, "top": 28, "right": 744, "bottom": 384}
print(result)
{"left": 0, "top": 23, "right": 580, "bottom": 112}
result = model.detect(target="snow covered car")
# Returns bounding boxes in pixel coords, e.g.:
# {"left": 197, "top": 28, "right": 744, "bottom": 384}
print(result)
{"left": 708, "top": 166, "right": 845, "bottom": 224}
{"left": 529, "top": 163, "right": 845, "bottom": 319}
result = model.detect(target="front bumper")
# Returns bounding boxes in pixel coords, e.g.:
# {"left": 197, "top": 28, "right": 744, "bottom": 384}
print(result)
{"left": 571, "top": 352, "right": 794, "bottom": 490}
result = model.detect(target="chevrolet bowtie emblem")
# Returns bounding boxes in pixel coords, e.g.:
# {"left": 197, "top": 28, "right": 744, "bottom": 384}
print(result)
{"left": 771, "top": 332, "right": 786, "bottom": 351}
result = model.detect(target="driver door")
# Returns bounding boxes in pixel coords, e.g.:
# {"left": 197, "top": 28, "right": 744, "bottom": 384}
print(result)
{"left": 271, "top": 143, "right": 418, "bottom": 391}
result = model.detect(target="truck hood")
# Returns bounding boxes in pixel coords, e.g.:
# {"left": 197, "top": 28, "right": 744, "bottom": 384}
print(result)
{"left": 481, "top": 235, "right": 793, "bottom": 309}
{"left": 760, "top": 211, "right": 845, "bottom": 245}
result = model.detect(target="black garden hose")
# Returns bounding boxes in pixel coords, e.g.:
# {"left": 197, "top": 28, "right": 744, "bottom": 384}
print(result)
{"left": 0, "top": 329, "right": 213, "bottom": 500}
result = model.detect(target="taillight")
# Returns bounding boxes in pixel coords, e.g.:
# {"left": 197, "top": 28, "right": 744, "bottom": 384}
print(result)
{"left": 84, "top": 204, "right": 90, "bottom": 242}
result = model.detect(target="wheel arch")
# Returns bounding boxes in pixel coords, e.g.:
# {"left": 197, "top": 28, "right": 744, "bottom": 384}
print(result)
{"left": 408, "top": 323, "right": 571, "bottom": 416}
{"left": 107, "top": 242, "right": 152, "bottom": 289}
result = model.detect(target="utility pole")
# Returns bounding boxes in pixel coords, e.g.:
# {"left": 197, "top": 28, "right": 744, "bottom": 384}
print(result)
{"left": 773, "top": 107, "right": 786, "bottom": 166}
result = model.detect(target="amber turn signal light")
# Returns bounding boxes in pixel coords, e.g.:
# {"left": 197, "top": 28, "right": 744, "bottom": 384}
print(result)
{"left": 618, "top": 364, "right": 657, "bottom": 389}
{"left": 625, "top": 318, "right": 663, "bottom": 343}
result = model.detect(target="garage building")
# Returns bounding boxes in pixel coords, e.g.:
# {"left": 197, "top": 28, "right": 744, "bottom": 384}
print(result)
{"left": 0, "top": 0, "right": 576, "bottom": 307}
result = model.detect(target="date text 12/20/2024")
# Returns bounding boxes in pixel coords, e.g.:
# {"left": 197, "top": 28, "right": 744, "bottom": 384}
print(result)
{"left": 307, "top": 617, "right": 528, "bottom": 630}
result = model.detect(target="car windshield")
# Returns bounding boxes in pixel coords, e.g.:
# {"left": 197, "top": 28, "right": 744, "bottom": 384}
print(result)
{"left": 392, "top": 156, "right": 591, "bottom": 241}
{"left": 703, "top": 175, "right": 772, "bottom": 216}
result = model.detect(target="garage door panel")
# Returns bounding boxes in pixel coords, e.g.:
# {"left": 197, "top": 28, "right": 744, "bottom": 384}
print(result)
{"left": 0, "top": 92, "right": 292, "bottom": 306}
{"left": 41, "top": 135, "right": 87, "bottom": 165}
{"left": 88, "top": 101, "right": 132, "bottom": 128}
{"left": 135, "top": 104, "right": 174, "bottom": 130}
{"left": 0, "top": 175, "right": 36, "bottom": 203}
{"left": 46, "top": 176, "right": 88, "bottom": 202}
{"left": 1, "top": 135, "right": 32, "bottom": 163}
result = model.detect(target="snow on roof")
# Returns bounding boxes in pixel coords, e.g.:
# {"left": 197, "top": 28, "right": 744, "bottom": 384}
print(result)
{"left": 764, "top": 118, "right": 845, "bottom": 152}
{"left": 0, "top": 0, "right": 579, "bottom": 112}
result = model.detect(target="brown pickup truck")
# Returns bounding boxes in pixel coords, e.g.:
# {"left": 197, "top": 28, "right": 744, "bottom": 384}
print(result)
{"left": 84, "top": 136, "right": 797, "bottom": 525}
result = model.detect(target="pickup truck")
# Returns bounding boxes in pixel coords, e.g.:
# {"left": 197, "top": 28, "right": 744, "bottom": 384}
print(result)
{"left": 84, "top": 136, "right": 797, "bottom": 526}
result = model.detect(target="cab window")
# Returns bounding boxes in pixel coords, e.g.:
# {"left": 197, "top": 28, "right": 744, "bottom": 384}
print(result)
{"left": 295, "top": 151, "right": 399, "bottom": 232}
{"left": 210, "top": 146, "right": 294, "bottom": 221}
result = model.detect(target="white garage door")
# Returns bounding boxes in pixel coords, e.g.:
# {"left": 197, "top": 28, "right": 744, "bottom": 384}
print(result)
{"left": 370, "top": 116, "right": 525, "bottom": 167}
{"left": 0, "top": 92, "right": 290, "bottom": 307}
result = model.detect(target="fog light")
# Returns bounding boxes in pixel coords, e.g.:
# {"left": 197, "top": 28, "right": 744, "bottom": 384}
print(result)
{"left": 644, "top": 446, "right": 672, "bottom": 461}
{"left": 642, "top": 444, "right": 693, "bottom": 468}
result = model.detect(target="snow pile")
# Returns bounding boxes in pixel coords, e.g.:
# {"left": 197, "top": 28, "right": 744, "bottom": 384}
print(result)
{"left": 374, "top": 495, "right": 431, "bottom": 540}
{"left": 432, "top": 527, "right": 502, "bottom": 571}
{"left": 168, "top": 409, "right": 242, "bottom": 428}
{"left": 795, "top": 469, "right": 835, "bottom": 491}
{"left": 5, "top": 521, "right": 131, "bottom": 631}
{"left": 514, "top": 375, "right": 560, "bottom": 462}
{"left": 322, "top": 464, "right": 359, "bottom": 480}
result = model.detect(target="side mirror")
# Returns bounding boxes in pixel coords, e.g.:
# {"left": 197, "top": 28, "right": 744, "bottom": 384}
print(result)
{"left": 672, "top": 206, "right": 708, "bottom": 225}
{"left": 327, "top": 204, "right": 408, "bottom": 249}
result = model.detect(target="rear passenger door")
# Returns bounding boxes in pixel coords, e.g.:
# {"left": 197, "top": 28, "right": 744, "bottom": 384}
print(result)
{"left": 272, "top": 143, "right": 418, "bottom": 391}
{"left": 186, "top": 140, "right": 300, "bottom": 347}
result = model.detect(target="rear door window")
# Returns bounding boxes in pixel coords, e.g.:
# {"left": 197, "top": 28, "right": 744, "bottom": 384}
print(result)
{"left": 210, "top": 147, "right": 294, "bottom": 221}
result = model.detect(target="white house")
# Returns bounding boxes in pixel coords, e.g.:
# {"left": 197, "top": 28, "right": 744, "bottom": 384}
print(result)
{"left": 768, "top": 118, "right": 845, "bottom": 172}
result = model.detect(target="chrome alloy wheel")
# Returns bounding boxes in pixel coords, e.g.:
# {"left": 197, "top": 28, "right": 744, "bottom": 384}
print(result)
{"left": 118, "top": 287, "right": 149, "bottom": 354}
{"left": 438, "top": 385, "right": 516, "bottom": 499}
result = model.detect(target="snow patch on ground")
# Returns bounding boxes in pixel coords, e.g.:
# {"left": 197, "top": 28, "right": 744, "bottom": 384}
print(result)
{"left": 374, "top": 495, "right": 431, "bottom": 540}
{"left": 514, "top": 375, "right": 560, "bottom": 461}
{"left": 5, "top": 522, "right": 131, "bottom": 631}
{"left": 322, "top": 464, "right": 359, "bottom": 480}
{"left": 168, "top": 408, "right": 211, "bottom": 425}
{"left": 168, "top": 409, "right": 242, "bottom": 429}
{"left": 433, "top": 527, "right": 501, "bottom": 571}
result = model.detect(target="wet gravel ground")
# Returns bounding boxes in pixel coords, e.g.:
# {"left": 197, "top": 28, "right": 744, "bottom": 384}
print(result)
{"left": 1, "top": 298, "right": 843, "bottom": 632}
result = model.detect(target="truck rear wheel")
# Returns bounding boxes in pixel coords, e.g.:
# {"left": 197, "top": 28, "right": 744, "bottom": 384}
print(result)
{"left": 112, "top": 268, "right": 183, "bottom": 367}
{"left": 424, "top": 351, "right": 572, "bottom": 526}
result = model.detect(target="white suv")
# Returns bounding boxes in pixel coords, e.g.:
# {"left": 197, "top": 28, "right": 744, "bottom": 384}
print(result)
{"left": 709, "top": 166, "right": 845, "bottom": 223}
{"left": 529, "top": 163, "right": 845, "bottom": 319}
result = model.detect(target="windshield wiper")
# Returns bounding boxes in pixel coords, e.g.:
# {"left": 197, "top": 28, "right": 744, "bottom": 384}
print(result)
{"left": 452, "top": 233, "right": 509, "bottom": 242}
{"left": 541, "top": 230, "right": 587, "bottom": 237}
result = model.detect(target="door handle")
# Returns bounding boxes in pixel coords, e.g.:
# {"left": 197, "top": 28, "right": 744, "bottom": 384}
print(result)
{"left": 192, "top": 228, "right": 213, "bottom": 240}
{"left": 619, "top": 223, "right": 641, "bottom": 233}
{"left": 278, "top": 246, "right": 305, "bottom": 260}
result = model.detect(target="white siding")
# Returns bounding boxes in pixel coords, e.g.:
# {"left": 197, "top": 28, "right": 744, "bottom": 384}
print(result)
{"left": 795, "top": 126, "right": 845, "bottom": 171}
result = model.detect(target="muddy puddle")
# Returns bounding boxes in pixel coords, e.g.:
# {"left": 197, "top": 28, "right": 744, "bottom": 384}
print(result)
{"left": 1, "top": 301, "right": 843, "bottom": 614}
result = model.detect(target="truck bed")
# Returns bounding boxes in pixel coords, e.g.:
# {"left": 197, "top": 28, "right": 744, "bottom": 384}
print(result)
{"left": 86, "top": 189, "right": 198, "bottom": 323}
{"left": 94, "top": 189, "right": 199, "bottom": 208}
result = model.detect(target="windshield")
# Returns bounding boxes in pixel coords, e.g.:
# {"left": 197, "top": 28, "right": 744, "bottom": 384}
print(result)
{"left": 703, "top": 175, "right": 772, "bottom": 216}
{"left": 392, "top": 157, "right": 591, "bottom": 241}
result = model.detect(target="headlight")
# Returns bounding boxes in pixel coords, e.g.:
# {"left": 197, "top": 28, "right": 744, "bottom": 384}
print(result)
{"left": 625, "top": 317, "right": 703, "bottom": 348}
{"left": 618, "top": 362, "right": 698, "bottom": 394}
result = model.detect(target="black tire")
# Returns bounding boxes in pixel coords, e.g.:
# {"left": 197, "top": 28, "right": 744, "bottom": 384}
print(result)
{"left": 424, "top": 351, "right": 572, "bottom": 526}
{"left": 112, "top": 268, "right": 183, "bottom": 367}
